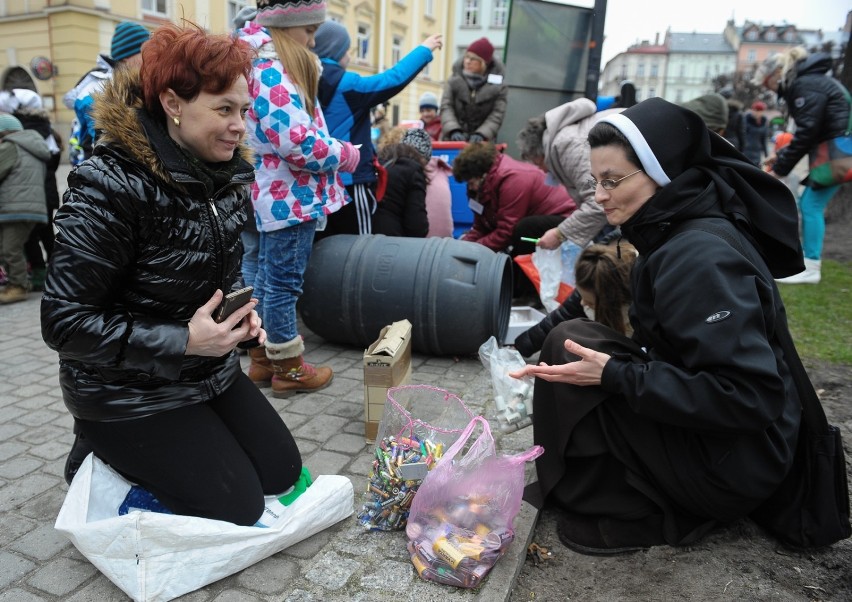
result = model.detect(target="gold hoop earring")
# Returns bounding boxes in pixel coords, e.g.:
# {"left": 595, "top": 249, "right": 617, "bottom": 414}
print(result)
{"left": 173, "top": 116, "right": 180, "bottom": 127}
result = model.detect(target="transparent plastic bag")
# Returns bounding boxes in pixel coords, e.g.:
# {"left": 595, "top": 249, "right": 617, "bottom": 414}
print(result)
{"left": 478, "top": 336, "right": 533, "bottom": 433}
{"left": 356, "top": 385, "right": 475, "bottom": 531}
{"left": 405, "top": 416, "right": 543, "bottom": 588}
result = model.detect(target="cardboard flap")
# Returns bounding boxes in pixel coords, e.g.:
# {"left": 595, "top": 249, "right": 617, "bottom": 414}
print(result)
{"left": 368, "top": 320, "right": 412, "bottom": 357}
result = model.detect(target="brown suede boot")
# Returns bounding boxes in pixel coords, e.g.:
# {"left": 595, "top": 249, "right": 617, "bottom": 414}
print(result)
{"left": 266, "top": 337, "right": 333, "bottom": 398}
{"left": 247, "top": 347, "right": 274, "bottom": 387}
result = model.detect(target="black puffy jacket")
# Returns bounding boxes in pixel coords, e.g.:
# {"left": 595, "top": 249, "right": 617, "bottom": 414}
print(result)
{"left": 41, "top": 68, "right": 255, "bottom": 422}
{"left": 774, "top": 53, "right": 850, "bottom": 176}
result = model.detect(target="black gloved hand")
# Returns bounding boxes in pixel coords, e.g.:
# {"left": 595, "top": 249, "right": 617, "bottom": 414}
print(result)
{"left": 468, "top": 133, "right": 485, "bottom": 143}
{"left": 449, "top": 131, "right": 468, "bottom": 142}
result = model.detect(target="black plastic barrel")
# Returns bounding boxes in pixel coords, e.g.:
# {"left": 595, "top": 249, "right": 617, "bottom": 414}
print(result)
{"left": 299, "top": 234, "right": 512, "bottom": 355}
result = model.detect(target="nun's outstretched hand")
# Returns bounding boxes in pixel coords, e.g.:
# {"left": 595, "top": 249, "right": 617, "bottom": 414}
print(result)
{"left": 509, "top": 338, "right": 610, "bottom": 386}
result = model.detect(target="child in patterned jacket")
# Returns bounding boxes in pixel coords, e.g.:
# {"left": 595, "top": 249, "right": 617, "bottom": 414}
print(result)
{"left": 237, "top": 0, "right": 360, "bottom": 398}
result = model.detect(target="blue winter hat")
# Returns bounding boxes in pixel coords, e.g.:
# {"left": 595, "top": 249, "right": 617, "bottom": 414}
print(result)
{"left": 111, "top": 21, "right": 150, "bottom": 62}
{"left": 312, "top": 20, "right": 350, "bottom": 62}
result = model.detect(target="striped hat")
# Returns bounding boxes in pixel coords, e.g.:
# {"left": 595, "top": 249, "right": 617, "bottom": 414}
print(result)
{"left": 111, "top": 22, "right": 150, "bottom": 61}
{"left": 255, "top": 0, "right": 327, "bottom": 29}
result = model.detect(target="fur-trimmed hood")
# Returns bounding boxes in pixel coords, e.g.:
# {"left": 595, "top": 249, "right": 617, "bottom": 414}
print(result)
{"left": 92, "top": 67, "right": 255, "bottom": 186}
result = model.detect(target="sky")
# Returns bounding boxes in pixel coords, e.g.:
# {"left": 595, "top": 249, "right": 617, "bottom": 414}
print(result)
{"left": 594, "top": 0, "right": 849, "bottom": 65}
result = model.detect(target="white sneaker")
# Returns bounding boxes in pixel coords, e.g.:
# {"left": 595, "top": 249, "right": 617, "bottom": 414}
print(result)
{"left": 776, "top": 258, "right": 821, "bottom": 284}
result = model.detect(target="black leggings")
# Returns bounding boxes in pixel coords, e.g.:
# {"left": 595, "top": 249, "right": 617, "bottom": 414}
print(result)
{"left": 79, "top": 373, "right": 301, "bottom": 526}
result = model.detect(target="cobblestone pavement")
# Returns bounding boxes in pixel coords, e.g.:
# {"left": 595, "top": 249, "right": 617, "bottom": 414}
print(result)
{"left": 0, "top": 165, "right": 537, "bottom": 602}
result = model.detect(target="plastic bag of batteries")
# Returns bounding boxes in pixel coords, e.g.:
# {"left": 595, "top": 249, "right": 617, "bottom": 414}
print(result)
{"left": 356, "top": 385, "right": 475, "bottom": 531}
{"left": 478, "top": 336, "right": 533, "bottom": 433}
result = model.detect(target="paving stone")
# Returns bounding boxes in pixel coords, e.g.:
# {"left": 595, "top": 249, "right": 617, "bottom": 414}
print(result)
{"left": 14, "top": 411, "right": 62, "bottom": 429}
{"left": 0, "top": 407, "right": 28, "bottom": 425}
{"left": 28, "top": 441, "right": 70, "bottom": 462}
{"left": 0, "top": 550, "right": 37, "bottom": 589}
{"left": 210, "top": 589, "right": 265, "bottom": 601}
{"left": 0, "top": 441, "right": 27, "bottom": 462}
{"left": 64, "top": 575, "right": 135, "bottom": 602}
{"left": 236, "top": 555, "right": 298, "bottom": 594}
{"left": 0, "top": 511, "right": 39, "bottom": 547}
{"left": 26, "top": 557, "right": 98, "bottom": 596}
{"left": 15, "top": 487, "right": 65, "bottom": 522}
{"left": 304, "top": 551, "right": 360, "bottom": 590}
{"left": 15, "top": 425, "right": 66, "bottom": 446}
{"left": 292, "top": 415, "right": 350, "bottom": 442}
{"left": 322, "top": 400, "right": 362, "bottom": 419}
{"left": 359, "top": 559, "right": 414, "bottom": 589}
{"left": 9, "top": 523, "right": 72, "bottom": 561}
{"left": 302, "top": 450, "right": 353, "bottom": 477}
{"left": 11, "top": 386, "right": 54, "bottom": 402}
{"left": 0, "top": 588, "right": 48, "bottom": 602}
{"left": 280, "top": 527, "right": 333, "bottom": 559}
{"left": 0, "top": 473, "right": 59, "bottom": 511}
{"left": 323, "top": 433, "right": 368, "bottom": 455}
{"left": 284, "top": 589, "right": 317, "bottom": 602}
{"left": 0, "top": 456, "right": 44, "bottom": 480}
{"left": 0, "top": 423, "right": 26, "bottom": 441}
{"left": 287, "top": 396, "right": 332, "bottom": 416}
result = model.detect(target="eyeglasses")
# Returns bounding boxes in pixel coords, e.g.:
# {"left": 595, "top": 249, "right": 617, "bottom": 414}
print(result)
{"left": 588, "top": 169, "right": 644, "bottom": 191}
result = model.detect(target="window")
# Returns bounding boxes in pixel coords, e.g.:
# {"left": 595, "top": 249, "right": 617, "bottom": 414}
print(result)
{"left": 227, "top": 0, "right": 249, "bottom": 27}
{"left": 636, "top": 62, "right": 645, "bottom": 77}
{"left": 357, "top": 25, "right": 370, "bottom": 61}
{"left": 647, "top": 87, "right": 656, "bottom": 98}
{"left": 650, "top": 62, "right": 658, "bottom": 77}
{"left": 747, "top": 49, "right": 756, "bottom": 64}
{"left": 675, "top": 89, "right": 683, "bottom": 103}
{"left": 765, "top": 30, "right": 777, "bottom": 42}
{"left": 679, "top": 64, "right": 685, "bottom": 77}
{"left": 463, "top": 0, "right": 479, "bottom": 27}
{"left": 424, "top": 0, "right": 434, "bottom": 17}
{"left": 620, "top": 64, "right": 628, "bottom": 80}
{"left": 745, "top": 30, "right": 758, "bottom": 41}
{"left": 492, "top": 0, "right": 508, "bottom": 28}
{"left": 392, "top": 36, "right": 403, "bottom": 65}
{"left": 142, "top": 0, "right": 167, "bottom": 15}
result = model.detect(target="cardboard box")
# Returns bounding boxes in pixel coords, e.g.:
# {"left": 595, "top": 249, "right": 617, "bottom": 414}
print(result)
{"left": 363, "top": 320, "right": 413, "bottom": 443}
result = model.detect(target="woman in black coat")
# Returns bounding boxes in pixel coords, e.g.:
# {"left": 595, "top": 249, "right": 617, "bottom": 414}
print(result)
{"left": 512, "top": 98, "right": 810, "bottom": 555}
{"left": 755, "top": 47, "right": 851, "bottom": 284}
{"left": 41, "top": 24, "right": 302, "bottom": 526}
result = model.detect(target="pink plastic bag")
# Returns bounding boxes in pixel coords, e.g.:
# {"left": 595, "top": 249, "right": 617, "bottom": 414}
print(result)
{"left": 405, "top": 416, "right": 543, "bottom": 588}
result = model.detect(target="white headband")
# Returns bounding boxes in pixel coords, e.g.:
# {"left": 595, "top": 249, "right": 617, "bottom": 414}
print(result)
{"left": 599, "top": 113, "right": 670, "bottom": 187}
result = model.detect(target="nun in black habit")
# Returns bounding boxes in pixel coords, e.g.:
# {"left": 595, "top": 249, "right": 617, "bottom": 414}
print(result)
{"left": 512, "top": 97, "right": 807, "bottom": 555}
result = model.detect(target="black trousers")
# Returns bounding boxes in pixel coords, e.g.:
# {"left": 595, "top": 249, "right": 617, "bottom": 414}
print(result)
{"left": 528, "top": 319, "right": 716, "bottom": 545}
{"left": 79, "top": 373, "right": 301, "bottom": 526}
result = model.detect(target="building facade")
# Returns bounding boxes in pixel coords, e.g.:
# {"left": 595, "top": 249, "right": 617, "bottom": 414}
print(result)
{"left": 0, "top": 0, "right": 452, "bottom": 147}
{"left": 602, "top": 16, "right": 849, "bottom": 105}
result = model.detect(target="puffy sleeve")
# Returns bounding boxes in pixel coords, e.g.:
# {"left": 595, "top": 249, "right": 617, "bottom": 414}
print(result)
{"left": 249, "top": 59, "right": 350, "bottom": 175}
{"left": 40, "top": 161, "right": 188, "bottom": 380}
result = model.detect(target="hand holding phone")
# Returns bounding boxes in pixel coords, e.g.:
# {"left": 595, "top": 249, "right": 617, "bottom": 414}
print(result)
{"left": 214, "top": 286, "right": 254, "bottom": 323}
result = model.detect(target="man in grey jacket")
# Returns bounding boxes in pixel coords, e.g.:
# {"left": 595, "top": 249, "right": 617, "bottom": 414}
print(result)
{"left": 516, "top": 98, "right": 623, "bottom": 249}
{"left": 0, "top": 113, "right": 50, "bottom": 303}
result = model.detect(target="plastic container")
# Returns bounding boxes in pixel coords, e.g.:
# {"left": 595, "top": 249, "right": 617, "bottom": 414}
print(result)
{"left": 504, "top": 306, "right": 546, "bottom": 345}
{"left": 298, "top": 234, "right": 512, "bottom": 355}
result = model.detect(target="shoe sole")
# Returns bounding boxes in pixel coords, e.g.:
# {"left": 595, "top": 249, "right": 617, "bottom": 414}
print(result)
{"left": 272, "top": 374, "right": 334, "bottom": 399}
{"left": 556, "top": 525, "right": 646, "bottom": 556}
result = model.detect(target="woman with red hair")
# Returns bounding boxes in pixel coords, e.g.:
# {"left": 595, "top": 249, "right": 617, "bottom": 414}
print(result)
{"left": 41, "top": 22, "right": 304, "bottom": 526}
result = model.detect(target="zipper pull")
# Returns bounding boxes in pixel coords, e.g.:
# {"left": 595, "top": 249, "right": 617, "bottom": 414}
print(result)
{"left": 209, "top": 199, "right": 218, "bottom": 217}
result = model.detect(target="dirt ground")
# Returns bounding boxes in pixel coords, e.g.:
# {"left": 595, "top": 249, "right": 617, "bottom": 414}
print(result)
{"left": 509, "top": 187, "right": 852, "bottom": 602}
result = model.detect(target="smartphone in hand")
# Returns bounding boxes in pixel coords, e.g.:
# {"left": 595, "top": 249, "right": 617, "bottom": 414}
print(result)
{"left": 214, "top": 286, "right": 254, "bottom": 323}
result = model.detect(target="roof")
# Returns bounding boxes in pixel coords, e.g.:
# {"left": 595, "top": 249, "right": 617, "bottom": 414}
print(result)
{"left": 667, "top": 32, "right": 734, "bottom": 54}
